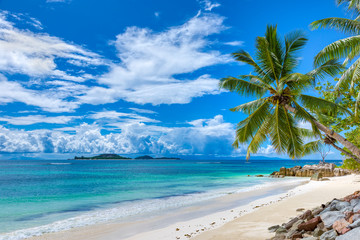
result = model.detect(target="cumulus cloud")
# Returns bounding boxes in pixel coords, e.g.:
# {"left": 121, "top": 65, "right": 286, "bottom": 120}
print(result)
{"left": 81, "top": 13, "right": 230, "bottom": 105}
{"left": 0, "top": 115, "right": 235, "bottom": 155}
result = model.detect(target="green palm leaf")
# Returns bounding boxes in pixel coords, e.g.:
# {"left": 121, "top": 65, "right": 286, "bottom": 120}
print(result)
{"left": 245, "top": 115, "right": 272, "bottom": 160}
{"left": 299, "top": 94, "right": 352, "bottom": 115}
{"left": 303, "top": 140, "right": 322, "bottom": 156}
{"left": 230, "top": 97, "right": 269, "bottom": 114}
{"left": 311, "top": 17, "right": 360, "bottom": 35}
{"left": 219, "top": 77, "right": 268, "bottom": 97}
{"left": 234, "top": 101, "right": 271, "bottom": 143}
{"left": 314, "top": 35, "right": 360, "bottom": 66}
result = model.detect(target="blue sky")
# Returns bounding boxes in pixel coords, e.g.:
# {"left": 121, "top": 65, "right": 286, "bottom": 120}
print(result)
{"left": 0, "top": 0, "right": 351, "bottom": 160}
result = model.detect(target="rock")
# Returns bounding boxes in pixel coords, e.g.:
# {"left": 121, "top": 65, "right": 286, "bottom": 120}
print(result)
{"left": 350, "top": 199, "right": 360, "bottom": 207}
{"left": 336, "top": 201, "right": 350, "bottom": 211}
{"left": 353, "top": 202, "right": 360, "bottom": 212}
{"left": 275, "top": 227, "right": 287, "bottom": 234}
{"left": 302, "top": 237, "right": 317, "bottom": 240}
{"left": 319, "top": 229, "right": 337, "bottom": 240}
{"left": 348, "top": 218, "right": 360, "bottom": 228}
{"left": 320, "top": 211, "right": 345, "bottom": 228}
{"left": 340, "top": 206, "right": 353, "bottom": 213}
{"left": 344, "top": 211, "right": 354, "bottom": 222}
{"left": 290, "top": 219, "right": 304, "bottom": 231}
{"left": 272, "top": 163, "right": 347, "bottom": 178}
{"left": 299, "top": 210, "right": 314, "bottom": 220}
{"left": 296, "top": 208, "right": 305, "bottom": 212}
{"left": 350, "top": 214, "right": 360, "bottom": 223}
{"left": 312, "top": 206, "right": 324, "bottom": 216}
{"left": 298, "top": 216, "right": 322, "bottom": 231}
{"left": 311, "top": 172, "right": 323, "bottom": 181}
{"left": 255, "top": 174, "right": 264, "bottom": 177}
{"left": 270, "top": 235, "right": 286, "bottom": 240}
{"left": 322, "top": 178, "right": 330, "bottom": 181}
{"left": 332, "top": 218, "right": 350, "bottom": 234}
{"left": 343, "top": 191, "right": 360, "bottom": 202}
{"left": 336, "top": 227, "right": 360, "bottom": 240}
{"left": 268, "top": 225, "right": 280, "bottom": 233}
{"left": 284, "top": 217, "right": 299, "bottom": 230}
{"left": 313, "top": 227, "right": 325, "bottom": 237}
{"left": 285, "top": 229, "right": 302, "bottom": 239}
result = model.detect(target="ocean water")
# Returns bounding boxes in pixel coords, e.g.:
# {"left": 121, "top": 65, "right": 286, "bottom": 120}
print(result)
{"left": 0, "top": 159, "right": 342, "bottom": 239}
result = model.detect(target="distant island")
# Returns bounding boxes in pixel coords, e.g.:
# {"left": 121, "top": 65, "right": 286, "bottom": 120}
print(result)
{"left": 73, "top": 154, "right": 180, "bottom": 160}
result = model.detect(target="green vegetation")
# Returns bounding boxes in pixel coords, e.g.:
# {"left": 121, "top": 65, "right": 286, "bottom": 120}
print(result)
{"left": 340, "top": 158, "right": 360, "bottom": 170}
{"left": 220, "top": 25, "right": 348, "bottom": 160}
{"left": 74, "top": 154, "right": 180, "bottom": 160}
{"left": 74, "top": 154, "right": 131, "bottom": 160}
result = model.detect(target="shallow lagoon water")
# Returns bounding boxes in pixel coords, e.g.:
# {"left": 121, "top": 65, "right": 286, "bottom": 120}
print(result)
{"left": 0, "top": 159, "right": 341, "bottom": 238}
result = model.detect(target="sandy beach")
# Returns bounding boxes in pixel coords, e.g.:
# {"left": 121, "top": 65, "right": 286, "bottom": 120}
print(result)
{"left": 23, "top": 174, "right": 360, "bottom": 240}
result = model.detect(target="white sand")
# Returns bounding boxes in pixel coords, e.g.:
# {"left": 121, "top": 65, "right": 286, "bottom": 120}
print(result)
{"left": 25, "top": 175, "right": 360, "bottom": 240}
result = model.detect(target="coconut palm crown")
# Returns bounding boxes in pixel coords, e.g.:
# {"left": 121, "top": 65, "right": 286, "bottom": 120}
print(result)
{"left": 220, "top": 25, "right": 348, "bottom": 160}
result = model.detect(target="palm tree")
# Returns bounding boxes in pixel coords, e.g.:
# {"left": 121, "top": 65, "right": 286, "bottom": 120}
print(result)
{"left": 220, "top": 25, "right": 360, "bottom": 160}
{"left": 311, "top": 0, "right": 360, "bottom": 116}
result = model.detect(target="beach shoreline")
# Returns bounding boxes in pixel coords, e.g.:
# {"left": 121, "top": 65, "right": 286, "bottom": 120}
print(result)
{"left": 10, "top": 177, "right": 306, "bottom": 240}
{"left": 5, "top": 175, "right": 359, "bottom": 240}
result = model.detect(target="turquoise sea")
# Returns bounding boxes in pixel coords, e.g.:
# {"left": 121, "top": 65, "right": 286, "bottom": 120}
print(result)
{"left": 0, "top": 159, "right": 342, "bottom": 239}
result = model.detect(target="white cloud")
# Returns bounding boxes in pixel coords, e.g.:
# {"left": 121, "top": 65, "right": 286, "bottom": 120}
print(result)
{"left": 88, "top": 110, "right": 158, "bottom": 123}
{"left": 154, "top": 12, "right": 160, "bottom": 18}
{"left": 200, "top": 0, "right": 221, "bottom": 11}
{"left": 258, "top": 145, "right": 276, "bottom": 155}
{"left": 0, "top": 115, "right": 235, "bottom": 155}
{"left": 224, "top": 41, "right": 244, "bottom": 46}
{"left": 129, "top": 108, "right": 157, "bottom": 114}
{"left": 0, "top": 11, "right": 104, "bottom": 80}
{"left": 0, "top": 115, "right": 78, "bottom": 125}
{"left": 81, "top": 13, "right": 230, "bottom": 106}
{"left": 0, "top": 75, "right": 78, "bottom": 112}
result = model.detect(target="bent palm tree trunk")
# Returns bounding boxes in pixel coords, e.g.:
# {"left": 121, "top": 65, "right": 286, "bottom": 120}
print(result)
{"left": 329, "top": 142, "right": 360, "bottom": 162}
{"left": 285, "top": 104, "right": 360, "bottom": 162}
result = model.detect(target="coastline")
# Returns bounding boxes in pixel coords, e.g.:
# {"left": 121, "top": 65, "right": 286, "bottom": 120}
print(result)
{"left": 11, "top": 177, "right": 306, "bottom": 240}
{"left": 23, "top": 175, "right": 360, "bottom": 240}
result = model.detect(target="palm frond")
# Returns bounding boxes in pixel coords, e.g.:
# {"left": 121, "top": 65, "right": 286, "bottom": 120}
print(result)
{"left": 314, "top": 35, "right": 360, "bottom": 66}
{"left": 281, "top": 30, "right": 308, "bottom": 77}
{"left": 311, "top": 17, "right": 360, "bottom": 35}
{"left": 308, "top": 59, "right": 344, "bottom": 80}
{"left": 230, "top": 97, "right": 269, "bottom": 114}
{"left": 234, "top": 101, "right": 271, "bottom": 143}
{"left": 232, "top": 50, "right": 268, "bottom": 78}
{"left": 299, "top": 94, "right": 352, "bottom": 115}
{"left": 291, "top": 100, "right": 321, "bottom": 136}
{"left": 270, "top": 103, "right": 288, "bottom": 153}
{"left": 245, "top": 115, "right": 272, "bottom": 160}
{"left": 302, "top": 140, "right": 322, "bottom": 156}
{"left": 219, "top": 77, "right": 268, "bottom": 97}
{"left": 256, "top": 36, "right": 282, "bottom": 82}
{"left": 281, "top": 105, "right": 304, "bottom": 159}
{"left": 336, "top": 57, "right": 360, "bottom": 90}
